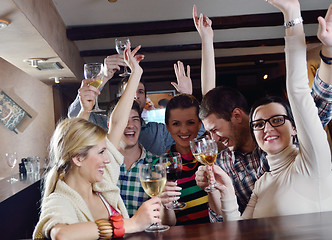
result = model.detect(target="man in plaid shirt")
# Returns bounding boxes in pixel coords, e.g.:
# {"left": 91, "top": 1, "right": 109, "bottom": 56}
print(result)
{"left": 110, "top": 100, "right": 161, "bottom": 217}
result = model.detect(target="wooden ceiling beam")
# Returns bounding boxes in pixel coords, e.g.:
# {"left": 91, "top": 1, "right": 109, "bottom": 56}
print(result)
{"left": 80, "top": 36, "right": 319, "bottom": 57}
{"left": 67, "top": 10, "right": 325, "bottom": 41}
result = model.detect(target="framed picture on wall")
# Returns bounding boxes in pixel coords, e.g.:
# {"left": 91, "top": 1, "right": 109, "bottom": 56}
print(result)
{"left": 144, "top": 90, "right": 176, "bottom": 124}
{"left": 0, "top": 91, "right": 31, "bottom": 134}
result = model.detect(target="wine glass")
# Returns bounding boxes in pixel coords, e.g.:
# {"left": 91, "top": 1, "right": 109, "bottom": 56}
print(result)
{"left": 160, "top": 152, "right": 186, "bottom": 210}
{"left": 139, "top": 163, "right": 170, "bottom": 232}
{"left": 6, "top": 152, "right": 18, "bottom": 183}
{"left": 115, "top": 37, "right": 131, "bottom": 77}
{"left": 190, "top": 136, "right": 219, "bottom": 192}
{"left": 84, "top": 62, "right": 105, "bottom": 112}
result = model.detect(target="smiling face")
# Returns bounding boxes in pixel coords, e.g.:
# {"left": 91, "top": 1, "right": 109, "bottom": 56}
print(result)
{"left": 252, "top": 102, "right": 296, "bottom": 155}
{"left": 166, "top": 107, "right": 201, "bottom": 154}
{"left": 122, "top": 109, "right": 141, "bottom": 149}
{"left": 79, "top": 138, "right": 109, "bottom": 183}
{"left": 202, "top": 112, "right": 248, "bottom": 152}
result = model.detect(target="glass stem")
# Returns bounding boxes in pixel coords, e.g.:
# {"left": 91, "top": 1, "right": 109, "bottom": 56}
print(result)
{"left": 124, "top": 66, "right": 129, "bottom": 74}
{"left": 95, "top": 96, "right": 100, "bottom": 109}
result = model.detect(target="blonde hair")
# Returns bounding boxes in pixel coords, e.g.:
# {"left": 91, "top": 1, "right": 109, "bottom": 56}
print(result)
{"left": 42, "top": 118, "right": 107, "bottom": 203}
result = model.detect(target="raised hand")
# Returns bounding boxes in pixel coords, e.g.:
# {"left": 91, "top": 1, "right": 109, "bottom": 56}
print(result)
{"left": 265, "top": 0, "right": 300, "bottom": 18}
{"left": 124, "top": 43, "right": 144, "bottom": 74}
{"left": 78, "top": 79, "right": 100, "bottom": 113}
{"left": 318, "top": 4, "right": 332, "bottom": 48}
{"left": 104, "top": 54, "right": 126, "bottom": 81}
{"left": 172, "top": 61, "right": 192, "bottom": 94}
{"left": 193, "top": 4, "right": 213, "bottom": 41}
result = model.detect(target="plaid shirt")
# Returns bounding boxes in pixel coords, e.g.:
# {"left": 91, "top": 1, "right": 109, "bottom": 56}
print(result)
{"left": 117, "top": 147, "right": 159, "bottom": 217}
{"left": 209, "top": 70, "right": 332, "bottom": 222}
{"left": 312, "top": 68, "right": 332, "bottom": 127}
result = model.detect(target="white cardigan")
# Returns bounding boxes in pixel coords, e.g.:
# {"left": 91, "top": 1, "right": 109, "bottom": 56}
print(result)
{"left": 33, "top": 139, "right": 128, "bottom": 239}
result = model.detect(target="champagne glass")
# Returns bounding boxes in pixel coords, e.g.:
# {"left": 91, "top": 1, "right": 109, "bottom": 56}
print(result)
{"left": 115, "top": 37, "right": 131, "bottom": 77}
{"left": 6, "top": 152, "right": 18, "bottom": 183}
{"left": 84, "top": 63, "right": 105, "bottom": 112}
{"left": 161, "top": 152, "right": 186, "bottom": 210}
{"left": 139, "top": 163, "right": 170, "bottom": 232}
{"left": 190, "top": 136, "right": 219, "bottom": 192}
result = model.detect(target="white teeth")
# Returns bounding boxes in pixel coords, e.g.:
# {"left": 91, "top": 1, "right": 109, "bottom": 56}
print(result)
{"left": 266, "top": 136, "right": 278, "bottom": 141}
{"left": 179, "top": 135, "right": 189, "bottom": 139}
{"left": 124, "top": 131, "right": 135, "bottom": 136}
{"left": 222, "top": 139, "right": 228, "bottom": 145}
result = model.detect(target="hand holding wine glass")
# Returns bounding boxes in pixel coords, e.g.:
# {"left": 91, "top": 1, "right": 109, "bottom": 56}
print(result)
{"left": 115, "top": 37, "right": 131, "bottom": 77}
{"left": 83, "top": 62, "right": 105, "bottom": 112}
{"left": 190, "top": 136, "right": 219, "bottom": 192}
{"left": 161, "top": 152, "right": 186, "bottom": 210}
{"left": 139, "top": 163, "right": 170, "bottom": 232}
{"left": 6, "top": 152, "right": 18, "bottom": 183}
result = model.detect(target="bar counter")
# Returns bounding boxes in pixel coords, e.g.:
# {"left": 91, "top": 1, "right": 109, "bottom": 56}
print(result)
{"left": 124, "top": 211, "right": 332, "bottom": 240}
{"left": 0, "top": 173, "right": 41, "bottom": 239}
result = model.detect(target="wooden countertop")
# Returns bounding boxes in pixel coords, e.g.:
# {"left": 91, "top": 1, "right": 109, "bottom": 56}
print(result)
{"left": 123, "top": 211, "right": 332, "bottom": 240}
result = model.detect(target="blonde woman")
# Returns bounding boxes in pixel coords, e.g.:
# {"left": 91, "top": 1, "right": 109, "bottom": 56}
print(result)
{"left": 33, "top": 44, "right": 162, "bottom": 239}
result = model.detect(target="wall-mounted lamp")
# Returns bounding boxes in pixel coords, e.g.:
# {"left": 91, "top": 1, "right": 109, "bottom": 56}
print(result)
{"left": 23, "top": 58, "right": 46, "bottom": 68}
{"left": 0, "top": 19, "right": 10, "bottom": 29}
{"left": 263, "top": 74, "right": 268, "bottom": 80}
{"left": 49, "top": 77, "right": 61, "bottom": 84}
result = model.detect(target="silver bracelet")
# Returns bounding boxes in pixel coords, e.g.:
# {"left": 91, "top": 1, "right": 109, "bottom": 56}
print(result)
{"left": 284, "top": 16, "right": 303, "bottom": 29}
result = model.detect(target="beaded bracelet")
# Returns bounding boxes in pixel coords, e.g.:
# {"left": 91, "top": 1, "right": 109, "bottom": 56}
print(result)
{"left": 320, "top": 50, "right": 332, "bottom": 65}
{"left": 110, "top": 214, "right": 125, "bottom": 238}
{"left": 95, "top": 219, "right": 113, "bottom": 239}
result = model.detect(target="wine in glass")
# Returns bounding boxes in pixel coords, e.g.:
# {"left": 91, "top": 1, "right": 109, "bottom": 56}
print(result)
{"left": 115, "top": 37, "right": 131, "bottom": 77}
{"left": 84, "top": 62, "right": 105, "bottom": 112}
{"left": 161, "top": 152, "right": 186, "bottom": 210}
{"left": 190, "top": 136, "right": 219, "bottom": 192}
{"left": 6, "top": 152, "right": 18, "bottom": 183}
{"left": 139, "top": 163, "right": 170, "bottom": 232}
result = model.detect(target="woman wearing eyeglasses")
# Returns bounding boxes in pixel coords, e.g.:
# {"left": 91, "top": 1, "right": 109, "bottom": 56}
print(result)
{"left": 197, "top": 0, "right": 332, "bottom": 221}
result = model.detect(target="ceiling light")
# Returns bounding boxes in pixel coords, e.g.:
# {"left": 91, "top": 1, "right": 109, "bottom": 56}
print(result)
{"left": 263, "top": 74, "right": 268, "bottom": 80}
{"left": 0, "top": 19, "right": 10, "bottom": 29}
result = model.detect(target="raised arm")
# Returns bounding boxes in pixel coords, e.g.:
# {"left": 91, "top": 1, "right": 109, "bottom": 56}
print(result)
{"left": 268, "top": 0, "right": 331, "bottom": 174}
{"left": 67, "top": 54, "right": 125, "bottom": 118}
{"left": 107, "top": 45, "right": 144, "bottom": 149}
{"left": 193, "top": 4, "right": 215, "bottom": 96}
{"left": 313, "top": 6, "right": 332, "bottom": 126}
{"left": 317, "top": 6, "right": 332, "bottom": 86}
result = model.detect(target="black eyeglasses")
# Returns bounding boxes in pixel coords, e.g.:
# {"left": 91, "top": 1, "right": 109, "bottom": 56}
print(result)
{"left": 250, "top": 115, "right": 289, "bottom": 131}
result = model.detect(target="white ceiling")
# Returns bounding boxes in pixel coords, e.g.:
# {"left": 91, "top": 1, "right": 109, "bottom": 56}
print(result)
{"left": 0, "top": 0, "right": 330, "bottom": 85}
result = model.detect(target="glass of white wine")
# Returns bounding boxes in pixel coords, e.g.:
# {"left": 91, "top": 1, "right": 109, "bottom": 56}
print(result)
{"left": 115, "top": 37, "right": 131, "bottom": 77}
{"left": 84, "top": 62, "right": 105, "bottom": 112}
{"left": 139, "top": 163, "right": 170, "bottom": 232}
{"left": 6, "top": 152, "right": 18, "bottom": 183}
{"left": 190, "top": 136, "right": 219, "bottom": 192}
